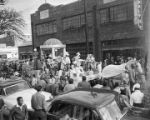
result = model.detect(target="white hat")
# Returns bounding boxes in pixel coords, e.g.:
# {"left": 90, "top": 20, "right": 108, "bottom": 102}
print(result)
{"left": 133, "top": 83, "right": 140, "bottom": 91}
{"left": 76, "top": 52, "right": 80, "bottom": 56}
{"left": 65, "top": 52, "right": 69, "bottom": 56}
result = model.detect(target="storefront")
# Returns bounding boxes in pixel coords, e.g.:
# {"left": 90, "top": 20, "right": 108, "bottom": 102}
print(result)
{"left": 102, "top": 38, "right": 145, "bottom": 60}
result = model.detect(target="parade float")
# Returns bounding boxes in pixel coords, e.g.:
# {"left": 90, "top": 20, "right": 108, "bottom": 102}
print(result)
{"left": 40, "top": 38, "right": 66, "bottom": 59}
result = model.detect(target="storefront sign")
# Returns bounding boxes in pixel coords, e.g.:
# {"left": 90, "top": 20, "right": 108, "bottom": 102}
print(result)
{"left": 40, "top": 9, "right": 49, "bottom": 19}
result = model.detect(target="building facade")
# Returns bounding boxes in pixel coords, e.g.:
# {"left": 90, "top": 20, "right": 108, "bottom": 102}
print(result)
{"left": 31, "top": 0, "right": 145, "bottom": 60}
{"left": 18, "top": 41, "right": 33, "bottom": 60}
{"left": 0, "top": 35, "right": 15, "bottom": 46}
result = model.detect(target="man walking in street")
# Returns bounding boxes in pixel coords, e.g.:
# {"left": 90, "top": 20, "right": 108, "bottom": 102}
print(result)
{"left": 31, "top": 85, "right": 47, "bottom": 120}
{"left": 9, "top": 97, "right": 28, "bottom": 120}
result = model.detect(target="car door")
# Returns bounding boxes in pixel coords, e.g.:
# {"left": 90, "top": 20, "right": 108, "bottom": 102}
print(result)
{"left": 47, "top": 100, "right": 74, "bottom": 120}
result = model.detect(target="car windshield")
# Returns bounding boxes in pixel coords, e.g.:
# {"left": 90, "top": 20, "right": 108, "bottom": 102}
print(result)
{"left": 99, "top": 100, "right": 123, "bottom": 120}
{"left": 5, "top": 82, "right": 30, "bottom": 95}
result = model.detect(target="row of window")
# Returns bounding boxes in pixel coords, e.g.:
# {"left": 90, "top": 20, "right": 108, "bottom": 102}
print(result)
{"left": 100, "top": 3, "right": 133, "bottom": 24}
{"left": 36, "top": 21, "right": 57, "bottom": 36}
{"left": 35, "top": 3, "right": 133, "bottom": 35}
{"left": 62, "top": 13, "right": 93, "bottom": 30}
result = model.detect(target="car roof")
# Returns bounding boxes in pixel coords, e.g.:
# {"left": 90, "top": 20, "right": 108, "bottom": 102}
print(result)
{"left": 54, "top": 88, "right": 119, "bottom": 109}
{"left": 0, "top": 78, "right": 25, "bottom": 88}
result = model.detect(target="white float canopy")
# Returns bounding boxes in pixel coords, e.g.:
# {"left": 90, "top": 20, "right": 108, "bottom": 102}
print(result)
{"left": 102, "top": 64, "right": 126, "bottom": 78}
{"left": 40, "top": 38, "right": 66, "bottom": 59}
{"left": 40, "top": 38, "right": 66, "bottom": 48}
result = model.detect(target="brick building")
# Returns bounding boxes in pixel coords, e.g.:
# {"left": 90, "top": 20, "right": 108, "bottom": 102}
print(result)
{"left": 31, "top": 0, "right": 145, "bottom": 60}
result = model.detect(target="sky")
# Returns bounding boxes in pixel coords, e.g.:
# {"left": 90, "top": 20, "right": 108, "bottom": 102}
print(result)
{"left": 2, "top": 0, "right": 78, "bottom": 34}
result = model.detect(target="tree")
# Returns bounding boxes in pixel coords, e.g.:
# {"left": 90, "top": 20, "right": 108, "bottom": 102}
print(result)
{"left": 0, "top": 8, "right": 26, "bottom": 40}
{"left": 0, "top": 0, "right": 6, "bottom": 5}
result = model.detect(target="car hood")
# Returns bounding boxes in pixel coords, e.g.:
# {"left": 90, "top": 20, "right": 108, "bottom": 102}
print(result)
{"left": 3, "top": 88, "right": 52, "bottom": 110}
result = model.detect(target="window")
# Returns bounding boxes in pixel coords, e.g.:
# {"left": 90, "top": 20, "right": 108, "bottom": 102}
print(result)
{"left": 62, "top": 12, "right": 92, "bottom": 30}
{"left": 73, "top": 105, "right": 98, "bottom": 120}
{"left": 49, "top": 101, "right": 98, "bottom": 120}
{"left": 63, "top": 15, "right": 80, "bottom": 30}
{"left": 110, "top": 5, "right": 127, "bottom": 22}
{"left": 5, "top": 82, "right": 30, "bottom": 95}
{"left": 80, "top": 14, "right": 85, "bottom": 26}
{"left": 0, "top": 89, "right": 5, "bottom": 96}
{"left": 36, "top": 21, "right": 57, "bottom": 35}
{"left": 100, "top": 9, "right": 109, "bottom": 24}
{"left": 99, "top": 100, "right": 123, "bottom": 120}
{"left": 49, "top": 101, "right": 74, "bottom": 118}
{"left": 100, "top": 3, "right": 133, "bottom": 24}
{"left": 87, "top": 12, "right": 93, "bottom": 27}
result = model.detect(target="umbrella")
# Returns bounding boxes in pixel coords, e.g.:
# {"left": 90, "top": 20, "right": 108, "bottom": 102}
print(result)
{"left": 102, "top": 64, "right": 126, "bottom": 78}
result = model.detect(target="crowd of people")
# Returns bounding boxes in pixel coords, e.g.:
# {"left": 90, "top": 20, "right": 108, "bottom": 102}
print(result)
{"left": 0, "top": 51, "right": 148, "bottom": 120}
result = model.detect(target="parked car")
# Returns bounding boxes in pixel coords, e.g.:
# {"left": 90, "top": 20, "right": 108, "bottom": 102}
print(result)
{"left": 47, "top": 88, "right": 150, "bottom": 120}
{"left": 0, "top": 78, "right": 52, "bottom": 116}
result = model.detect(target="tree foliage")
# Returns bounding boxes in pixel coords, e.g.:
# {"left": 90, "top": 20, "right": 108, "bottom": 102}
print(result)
{"left": 0, "top": 8, "right": 26, "bottom": 40}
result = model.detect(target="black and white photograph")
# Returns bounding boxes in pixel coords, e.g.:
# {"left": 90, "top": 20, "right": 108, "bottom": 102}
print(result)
{"left": 0, "top": 0, "right": 150, "bottom": 120}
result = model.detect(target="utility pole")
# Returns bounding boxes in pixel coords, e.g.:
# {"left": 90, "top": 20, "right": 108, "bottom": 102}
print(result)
{"left": 93, "top": 5, "right": 101, "bottom": 62}
{"left": 83, "top": 0, "right": 89, "bottom": 55}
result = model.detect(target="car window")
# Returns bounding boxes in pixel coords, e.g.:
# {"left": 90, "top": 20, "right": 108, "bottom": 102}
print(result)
{"left": 73, "top": 105, "right": 99, "bottom": 120}
{"left": 0, "top": 89, "right": 5, "bottom": 96}
{"left": 4, "top": 82, "right": 30, "bottom": 95}
{"left": 99, "top": 100, "right": 122, "bottom": 120}
{"left": 49, "top": 101, "right": 74, "bottom": 118}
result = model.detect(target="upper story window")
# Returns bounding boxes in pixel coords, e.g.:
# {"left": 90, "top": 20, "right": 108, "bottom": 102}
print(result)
{"left": 62, "top": 12, "right": 92, "bottom": 30}
{"left": 36, "top": 21, "right": 57, "bottom": 36}
{"left": 63, "top": 15, "right": 82, "bottom": 30}
{"left": 110, "top": 4, "right": 128, "bottom": 22}
{"left": 99, "top": 2, "right": 133, "bottom": 24}
{"left": 100, "top": 8, "right": 109, "bottom": 24}
{"left": 87, "top": 12, "right": 93, "bottom": 27}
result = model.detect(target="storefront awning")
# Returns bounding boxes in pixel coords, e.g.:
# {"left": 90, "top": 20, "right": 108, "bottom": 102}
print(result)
{"left": 40, "top": 45, "right": 66, "bottom": 48}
